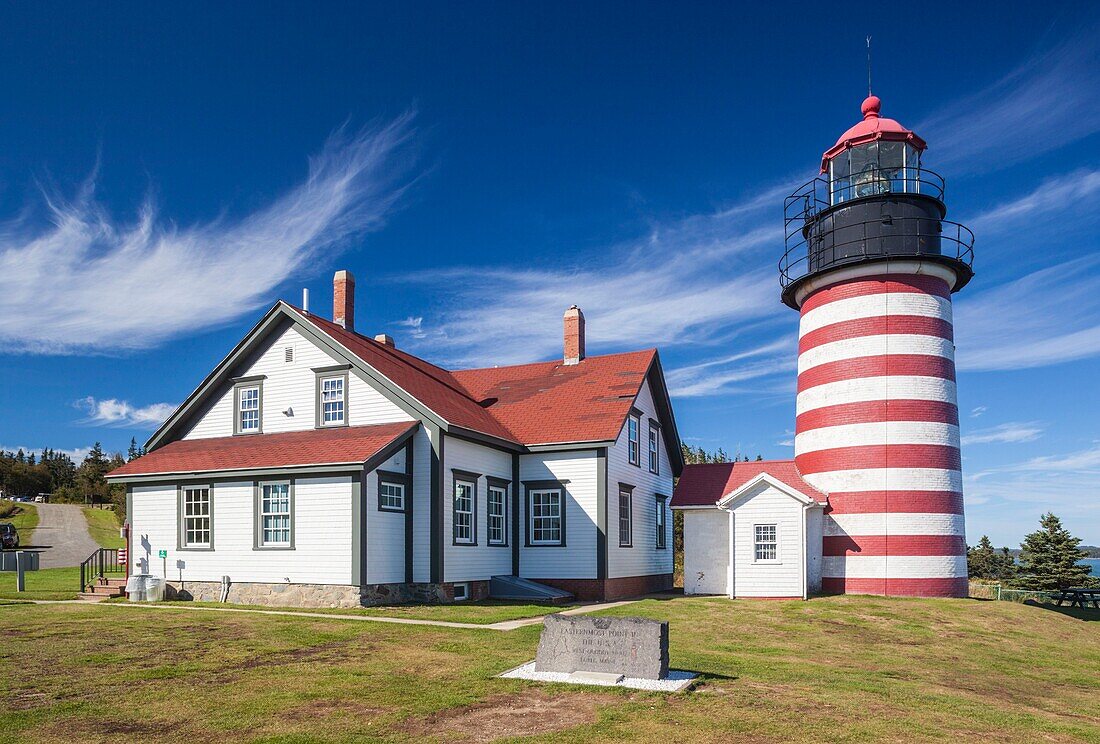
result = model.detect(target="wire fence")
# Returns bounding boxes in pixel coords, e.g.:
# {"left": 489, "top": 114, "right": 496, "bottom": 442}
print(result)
{"left": 968, "top": 582, "right": 1057, "bottom": 603}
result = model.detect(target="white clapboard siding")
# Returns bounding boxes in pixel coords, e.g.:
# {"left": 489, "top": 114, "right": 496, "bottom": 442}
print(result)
{"left": 183, "top": 325, "right": 412, "bottom": 440}
{"left": 518, "top": 450, "right": 599, "bottom": 579}
{"left": 364, "top": 448, "right": 408, "bottom": 585}
{"left": 443, "top": 437, "right": 514, "bottom": 583}
{"left": 607, "top": 380, "right": 675, "bottom": 579}
{"left": 130, "top": 476, "right": 354, "bottom": 585}
{"left": 683, "top": 509, "right": 728, "bottom": 595}
{"left": 730, "top": 481, "right": 805, "bottom": 598}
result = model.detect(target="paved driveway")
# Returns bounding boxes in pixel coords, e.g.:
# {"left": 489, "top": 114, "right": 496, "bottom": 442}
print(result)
{"left": 31, "top": 504, "right": 101, "bottom": 568}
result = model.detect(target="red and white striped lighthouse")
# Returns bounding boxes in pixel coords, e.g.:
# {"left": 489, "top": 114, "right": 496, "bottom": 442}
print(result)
{"left": 781, "top": 95, "right": 975, "bottom": 597}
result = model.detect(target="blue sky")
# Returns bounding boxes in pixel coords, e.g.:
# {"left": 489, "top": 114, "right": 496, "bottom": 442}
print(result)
{"left": 0, "top": 3, "right": 1097, "bottom": 547}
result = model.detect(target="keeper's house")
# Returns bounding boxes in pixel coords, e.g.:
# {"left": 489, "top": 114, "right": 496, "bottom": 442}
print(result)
{"left": 107, "top": 271, "right": 681, "bottom": 608}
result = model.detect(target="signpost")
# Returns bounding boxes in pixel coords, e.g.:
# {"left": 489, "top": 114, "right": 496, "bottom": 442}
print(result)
{"left": 159, "top": 549, "right": 167, "bottom": 577}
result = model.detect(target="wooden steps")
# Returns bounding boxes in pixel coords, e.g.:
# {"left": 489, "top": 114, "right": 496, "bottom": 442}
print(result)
{"left": 77, "top": 577, "right": 127, "bottom": 602}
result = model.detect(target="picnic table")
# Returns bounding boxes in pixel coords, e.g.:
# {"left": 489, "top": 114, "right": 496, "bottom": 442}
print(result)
{"left": 1052, "top": 587, "right": 1100, "bottom": 609}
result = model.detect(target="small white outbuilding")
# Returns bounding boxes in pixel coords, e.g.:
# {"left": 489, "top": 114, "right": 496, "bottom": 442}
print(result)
{"left": 672, "top": 461, "right": 825, "bottom": 599}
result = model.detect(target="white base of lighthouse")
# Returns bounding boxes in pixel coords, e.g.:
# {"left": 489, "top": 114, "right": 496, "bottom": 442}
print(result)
{"left": 794, "top": 264, "right": 967, "bottom": 598}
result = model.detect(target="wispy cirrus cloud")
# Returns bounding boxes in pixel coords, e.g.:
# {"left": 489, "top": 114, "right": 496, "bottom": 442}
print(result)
{"left": 955, "top": 255, "right": 1100, "bottom": 371}
{"left": 76, "top": 397, "right": 177, "bottom": 428}
{"left": 394, "top": 181, "right": 792, "bottom": 370}
{"left": 0, "top": 115, "right": 418, "bottom": 355}
{"left": 960, "top": 421, "right": 1044, "bottom": 446}
{"left": 968, "top": 168, "right": 1100, "bottom": 236}
{"left": 919, "top": 24, "right": 1100, "bottom": 171}
{"left": 964, "top": 443, "right": 1100, "bottom": 545}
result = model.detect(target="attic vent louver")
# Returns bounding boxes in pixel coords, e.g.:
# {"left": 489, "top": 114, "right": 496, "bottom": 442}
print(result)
{"left": 285, "top": 347, "right": 294, "bottom": 363}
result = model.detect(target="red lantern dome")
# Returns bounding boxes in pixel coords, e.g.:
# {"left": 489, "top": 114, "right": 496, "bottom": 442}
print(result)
{"left": 820, "top": 95, "right": 926, "bottom": 172}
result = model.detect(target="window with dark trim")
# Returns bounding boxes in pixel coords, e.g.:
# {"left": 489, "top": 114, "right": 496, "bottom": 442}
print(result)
{"left": 627, "top": 414, "right": 640, "bottom": 466}
{"left": 648, "top": 421, "right": 660, "bottom": 475}
{"left": 257, "top": 481, "right": 292, "bottom": 548}
{"left": 487, "top": 480, "right": 508, "bottom": 546}
{"left": 319, "top": 375, "right": 346, "bottom": 426}
{"left": 655, "top": 495, "right": 667, "bottom": 549}
{"left": 452, "top": 470, "right": 479, "bottom": 545}
{"left": 525, "top": 480, "right": 567, "bottom": 547}
{"left": 377, "top": 470, "right": 408, "bottom": 513}
{"left": 618, "top": 484, "right": 634, "bottom": 547}
{"left": 181, "top": 485, "right": 212, "bottom": 548}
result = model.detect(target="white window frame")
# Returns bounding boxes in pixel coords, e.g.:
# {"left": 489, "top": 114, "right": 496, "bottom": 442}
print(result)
{"left": 529, "top": 488, "right": 563, "bottom": 546}
{"left": 618, "top": 485, "right": 633, "bottom": 547}
{"left": 453, "top": 478, "right": 476, "bottom": 545}
{"left": 180, "top": 485, "right": 212, "bottom": 549}
{"left": 754, "top": 523, "right": 779, "bottom": 563}
{"left": 319, "top": 374, "right": 346, "bottom": 427}
{"left": 648, "top": 422, "right": 660, "bottom": 475}
{"left": 453, "top": 582, "right": 470, "bottom": 601}
{"left": 487, "top": 484, "right": 507, "bottom": 546}
{"left": 627, "top": 414, "right": 641, "bottom": 466}
{"left": 257, "top": 481, "right": 292, "bottom": 549}
{"left": 235, "top": 382, "right": 261, "bottom": 435}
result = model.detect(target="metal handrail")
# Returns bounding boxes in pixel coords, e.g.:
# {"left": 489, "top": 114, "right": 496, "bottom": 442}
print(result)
{"left": 784, "top": 166, "right": 948, "bottom": 245}
{"left": 779, "top": 216, "right": 974, "bottom": 289}
{"left": 79, "top": 547, "right": 123, "bottom": 592}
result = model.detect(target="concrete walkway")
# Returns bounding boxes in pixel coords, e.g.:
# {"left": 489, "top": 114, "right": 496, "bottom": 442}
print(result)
{"left": 30, "top": 504, "right": 100, "bottom": 568}
{"left": 25, "top": 598, "right": 641, "bottom": 631}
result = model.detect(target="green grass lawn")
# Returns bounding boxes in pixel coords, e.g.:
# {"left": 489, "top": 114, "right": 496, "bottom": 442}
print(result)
{"left": 0, "top": 500, "right": 39, "bottom": 546}
{"left": 142, "top": 598, "right": 579, "bottom": 624}
{"left": 0, "top": 566, "right": 80, "bottom": 601}
{"left": 81, "top": 507, "right": 125, "bottom": 549}
{"left": 1, "top": 595, "right": 1097, "bottom": 742}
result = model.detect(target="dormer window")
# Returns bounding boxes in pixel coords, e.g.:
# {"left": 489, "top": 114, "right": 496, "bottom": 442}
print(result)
{"left": 233, "top": 378, "right": 264, "bottom": 435}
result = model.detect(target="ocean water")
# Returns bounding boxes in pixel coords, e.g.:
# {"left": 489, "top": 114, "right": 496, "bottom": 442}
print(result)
{"left": 1083, "top": 558, "right": 1100, "bottom": 577}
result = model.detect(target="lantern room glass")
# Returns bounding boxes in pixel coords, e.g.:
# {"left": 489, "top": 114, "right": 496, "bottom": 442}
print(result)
{"left": 828, "top": 142, "right": 922, "bottom": 205}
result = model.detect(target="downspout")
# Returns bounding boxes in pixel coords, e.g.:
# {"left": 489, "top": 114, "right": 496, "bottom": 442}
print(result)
{"left": 716, "top": 501, "right": 735, "bottom": 599}
{"left": 801, "top": 503, "right": 809, "bottom": 601}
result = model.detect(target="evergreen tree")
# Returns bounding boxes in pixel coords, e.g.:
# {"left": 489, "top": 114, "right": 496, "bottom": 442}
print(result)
{"left": 1017, "top": 513, "right": 1095, "bottom": 590}
{"left": 967, "top": 536, "right": 995, "bottom": 579}
{"left": 127, "top": 437, "right": 142, "bottom": 462}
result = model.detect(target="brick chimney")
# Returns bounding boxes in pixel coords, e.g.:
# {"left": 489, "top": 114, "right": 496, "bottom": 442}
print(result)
{"left": 333, "top": 270, "right": 355, "bottom": 331}
{"left": 563, "top": 305, "right": 585, "bottom": 365}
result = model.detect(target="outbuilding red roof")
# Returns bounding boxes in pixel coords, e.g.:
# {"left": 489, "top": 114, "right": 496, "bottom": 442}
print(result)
{"left": 671, "top": 460, "right": 827, "bottom": 508}
{"left": 108, "top": 421, "right": 417, "bottom": 478}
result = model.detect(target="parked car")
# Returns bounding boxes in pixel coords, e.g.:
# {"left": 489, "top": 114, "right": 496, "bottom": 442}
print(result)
{"left": 0, "top": 522, "right": 18, "bottom": 550}
{"left": 33, "top": 495, "right": 46, "bottom": 503}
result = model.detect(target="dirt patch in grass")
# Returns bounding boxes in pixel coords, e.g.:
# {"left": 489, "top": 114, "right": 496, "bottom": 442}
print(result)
{"left": 38, "top": 716, "right": 202, "bottom": 744}
{"left": 400, "top": 689, "right": 617, "bottom": 741}
{"left": 284, "top": 698, "right": 385, "bottom": 721}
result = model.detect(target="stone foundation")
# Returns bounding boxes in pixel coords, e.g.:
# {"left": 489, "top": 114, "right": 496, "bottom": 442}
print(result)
{"left": 166, "top": 580, "right": 362, "bottom": 609}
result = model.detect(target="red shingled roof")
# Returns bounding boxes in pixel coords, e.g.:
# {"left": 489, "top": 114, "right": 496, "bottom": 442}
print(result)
{"left": 671, "top": 460, "right": 827, "bottom": 507}
{"left": 451, "top": 350, "right": 656, "bottom": 446}
{"left": 108, "top": 421, "right": 417, "bottom": 478}
{"left": 298, "top": 309, "right": 656, "bottom": 447}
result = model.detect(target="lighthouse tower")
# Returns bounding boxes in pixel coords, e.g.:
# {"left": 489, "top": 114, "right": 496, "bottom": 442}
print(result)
{"left": 781, "top": 95, "right": 975, "bottom": 597}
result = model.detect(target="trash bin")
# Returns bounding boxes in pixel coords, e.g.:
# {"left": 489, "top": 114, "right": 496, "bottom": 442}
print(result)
{"left": 144, "top": 576, "right": 166, "bottom": 602}
{"left": 127, "top": 574, "right": 149, "bottom": 601}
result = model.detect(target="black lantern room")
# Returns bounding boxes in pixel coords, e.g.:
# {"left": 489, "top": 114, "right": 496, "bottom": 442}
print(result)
{"left": 780, "top": 96, "right": 974, "bottom": 309}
